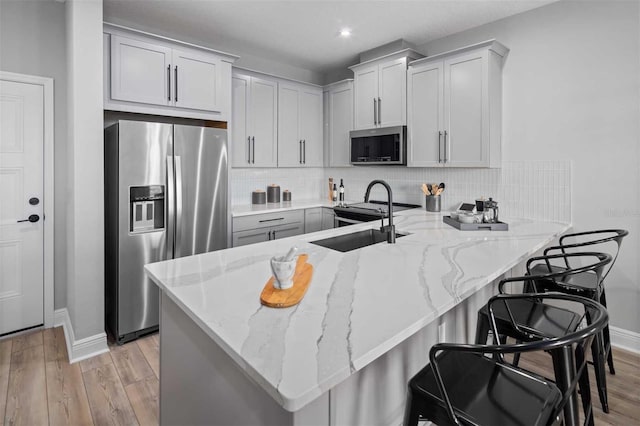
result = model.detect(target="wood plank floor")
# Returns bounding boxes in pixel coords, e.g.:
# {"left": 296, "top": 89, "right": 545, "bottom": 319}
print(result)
{"left": 0, "top": 327, "right": 638, "bottom": 425}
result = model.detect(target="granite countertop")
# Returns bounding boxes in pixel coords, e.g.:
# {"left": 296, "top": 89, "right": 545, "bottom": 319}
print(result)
{"left": 145, "top": 209, "right": 570, "bottom": 412}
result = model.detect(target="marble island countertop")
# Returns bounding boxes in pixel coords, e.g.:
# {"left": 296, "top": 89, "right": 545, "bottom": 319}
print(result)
{"left": 145, "top": 209, "right": 570, "bottom": 412}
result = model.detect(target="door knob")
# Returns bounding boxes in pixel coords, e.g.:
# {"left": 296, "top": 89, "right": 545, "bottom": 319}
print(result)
{"left": 17, "top": 214, "right": 40, "bottom": 223}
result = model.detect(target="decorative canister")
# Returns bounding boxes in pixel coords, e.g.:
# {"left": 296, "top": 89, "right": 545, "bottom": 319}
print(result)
{"left": 283, "top": 190, "right": 292, "bottom": 202}
{"left": 267, "top": 184, "right": 281, "bottom": 203}
{"left": 425, "top": 195, "right": 441, "bottom": 212}
{"left": 252, "top": 190, "right": 266, "bottom": 204}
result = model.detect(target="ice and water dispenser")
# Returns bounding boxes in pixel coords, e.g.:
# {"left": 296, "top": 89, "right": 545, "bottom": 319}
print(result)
{"left": 129, "top": 185, "right": 165, "bottom": 233}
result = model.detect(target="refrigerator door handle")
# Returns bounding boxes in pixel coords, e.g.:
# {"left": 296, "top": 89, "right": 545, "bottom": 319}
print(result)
{"left": 174, "top": 156, "right": 183, "bottom": 257}
{"left": 166, "top": 155, "right": 175, "bottom": 259}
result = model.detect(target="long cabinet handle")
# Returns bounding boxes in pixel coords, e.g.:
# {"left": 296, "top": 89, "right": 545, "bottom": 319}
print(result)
{"left": 251, "top": 136, "right": 255, "bottom": 164}
{"left": 443, "top": 130, "right": 448, "bottom": 163}
{"left": 247, "top": 136, "right": 251, "bottom": 163}
{"left": 259, "top": 217, "right": 285, "bottom": 223}
{"left": 271, "top": 230, "right": 276, "bottom": 240}
{"left": 303, "top": 139, "right": 306, "bottom": 164}
{"left": 438, "top": 131, "right": 443, "bottom": 163}
{"left": 167, "top": 65, "right": 171, "bottom": 101}
{"left": 174, "top": 66, "right": 178, "bottom": 102}
{"left": 299, "top": 140, "right": 303, "bottom": 164}
{"left": 378, "top": 97, "right": 382, "bottom": 124}
{"left": 373, "top": 98, "right": 377, "bottom": 125}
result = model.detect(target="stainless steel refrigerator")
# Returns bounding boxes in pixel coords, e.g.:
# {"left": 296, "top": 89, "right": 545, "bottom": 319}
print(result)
{"left": 104, "top": 120, "right": 228, "bottom": 344}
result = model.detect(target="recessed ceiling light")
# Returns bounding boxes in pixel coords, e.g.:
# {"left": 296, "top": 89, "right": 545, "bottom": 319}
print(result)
{"left": 339, "top": 29, "right": 351, "bottom": 37}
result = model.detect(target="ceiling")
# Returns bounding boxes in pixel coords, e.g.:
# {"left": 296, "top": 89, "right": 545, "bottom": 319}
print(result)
{"left": 103, "top": 0, "right": 557, "bottom": 76}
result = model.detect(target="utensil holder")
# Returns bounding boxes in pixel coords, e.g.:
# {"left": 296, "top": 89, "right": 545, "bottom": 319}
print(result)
{"left": 425, "top": 195, "right": 441, "bottom": 212}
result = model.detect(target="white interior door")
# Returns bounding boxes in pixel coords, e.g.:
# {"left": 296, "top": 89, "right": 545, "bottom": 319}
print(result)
{"left": 0, "top": 79, "right": 44, "bottom": 335}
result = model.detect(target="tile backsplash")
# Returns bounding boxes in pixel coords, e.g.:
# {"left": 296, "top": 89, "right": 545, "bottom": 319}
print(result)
{"left": 231, "top": 161, "right": 571, "bottom": 223}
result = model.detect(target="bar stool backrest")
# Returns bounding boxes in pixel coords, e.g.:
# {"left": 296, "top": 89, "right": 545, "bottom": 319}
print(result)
{"left": 523, "top": 251, "right": 612, "bottom": 292}
{"left": 544, "top": 229, "right": 628, "bottom": 283}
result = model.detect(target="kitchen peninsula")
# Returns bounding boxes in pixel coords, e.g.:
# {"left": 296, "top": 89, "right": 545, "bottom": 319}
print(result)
{"left": 145, "top": 209, "right": 570, "bottom": 425}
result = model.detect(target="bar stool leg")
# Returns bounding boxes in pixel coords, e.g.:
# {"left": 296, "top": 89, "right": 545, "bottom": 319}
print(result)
{"left": 403, "top": 390, "right": 420, "bottom": 426}
{"left": 552, "top": 346, "right": 580, "bottom": 426}
{"left": 576, "top": 346, "right": 594, "bottom": 426}
{"left": 587, "top": 309, "right": 610, "bottom": 413}
{"left": 475, "top": 311, "right": 491, "bottom": 344}
{"left": 599, "top": 290, "right": 616, "bottom": 374}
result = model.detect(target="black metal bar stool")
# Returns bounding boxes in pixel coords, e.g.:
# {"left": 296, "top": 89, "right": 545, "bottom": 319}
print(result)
{"left": 529, "top": 236, "right": 624, "bottom": 414}
{"left": 405, "top": 293, "right": 608, "bottom": 426}
{"left": 530, "top": 229, "right": 628, "bottom": 379}
{"left": 475, "top": 252, "right": 611, "bottom": 422}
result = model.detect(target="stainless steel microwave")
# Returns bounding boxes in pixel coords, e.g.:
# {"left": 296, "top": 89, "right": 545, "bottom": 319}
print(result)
{"left": 350, "top": 126, "right": 406, "bottom": 165}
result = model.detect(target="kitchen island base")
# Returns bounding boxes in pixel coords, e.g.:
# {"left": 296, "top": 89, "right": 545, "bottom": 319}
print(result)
{"left": 159, "top": 282, "right": 498, "bottom": 425}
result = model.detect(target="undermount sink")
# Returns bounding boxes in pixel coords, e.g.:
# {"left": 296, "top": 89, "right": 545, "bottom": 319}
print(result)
{"left": 310, "top": 228, "right": 407, "bottom": 253}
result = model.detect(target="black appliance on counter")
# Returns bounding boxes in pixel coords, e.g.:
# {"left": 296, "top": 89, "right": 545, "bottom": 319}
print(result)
{"left": 333, "top": 200, "right": 420, "bottom": 227}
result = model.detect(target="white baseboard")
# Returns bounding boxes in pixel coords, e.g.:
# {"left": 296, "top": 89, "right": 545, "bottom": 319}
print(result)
{"left": 610, "top": 326, "right": 640, "bottom": 354}
{"left": 54, "top": 308, "right": 109, "bottom": 363}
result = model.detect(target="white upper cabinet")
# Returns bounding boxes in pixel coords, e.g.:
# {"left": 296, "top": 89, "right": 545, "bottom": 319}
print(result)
{"left": 350, "top": 50, "right": 422, "bottom": 130}
{"left": 353, "top": 64, "right": 378, "bottom": 130}
{"left": 110, "top": 35, "right": 172, "bottom": 107}
{"left": 173, "top": 48, "right": 222, "bottom": 112}
{"left": 232, "top": 72, "right": 278, "bottom": 167}
{"left": 278, "top": 82, "right": 323, "bottom": 167}
{"left": 407, "top": 40, "right": 508, "bottom": 168}
{"left": 325, "top": 80, "right": 354, "bottom": 167}
{"left": 104, "top": 26, "right": 237, "bottom": 121}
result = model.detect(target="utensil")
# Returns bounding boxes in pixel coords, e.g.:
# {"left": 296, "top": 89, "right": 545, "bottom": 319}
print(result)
{"left": 426, "top": 183, "right": 432, "bottom": 194}
{"left": 283, "top": 246, "right": 298, "bottom": 262}
{"left": 421, "top": 183, "right": 429, "bottom": 195}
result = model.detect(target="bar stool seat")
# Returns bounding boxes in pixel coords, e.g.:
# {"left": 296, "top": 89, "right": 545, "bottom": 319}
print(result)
{"left": 405, "top": 293, "right": 608, "bottom": 426}
{"left": 407, "top": 351, "right": 561, "bottom": 426}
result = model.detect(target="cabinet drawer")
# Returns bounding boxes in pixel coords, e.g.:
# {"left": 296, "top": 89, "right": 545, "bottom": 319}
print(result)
{"left": 232, "top": 228, "right": 270, "bottom": 247}
{"left": 233, "top": 209, "right": 304, "bottom": 232}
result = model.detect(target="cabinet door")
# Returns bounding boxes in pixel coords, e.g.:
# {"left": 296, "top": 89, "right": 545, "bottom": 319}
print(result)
{"left": 272, "top": 223, "right": 305, "bottom": 240}
{"left": 378, "top": 58, "right": 407, "bottom": 127}
{"left": 251, "top": 77, "right": 278, "bottom": 167}
{"left": 111, "top": 35, "right": 172, "bottom": 106}
{"left": 407, "top": 63, "right": 444, "bottom": 167}
{"left": 232, "top": 228, "right": 270, "bottom": 247}
{"left": 173, "top": 49, "right": 221, "bottom": 112}
{"left": 444, "top": 51, "right": 488, "bottom": 167}
{"left": 304, "top": 208, "right": 323, "bottom": 233}
{"left": 353, "top": 64, "right": 378, "bottom": 130}
{"left": 277, "top": 83, "right": 302, "bottom": 167}
{"left": 328, "top": 83, "right": 353, "bottom": 167}
{"left": 231, "top": 74, "right": 251, "bottom": 167}
{"left": 321, "top": 208, "right": 336, "bottom": 230}
{"left": 299, "top": 87, "right": 323, "bottom": 167}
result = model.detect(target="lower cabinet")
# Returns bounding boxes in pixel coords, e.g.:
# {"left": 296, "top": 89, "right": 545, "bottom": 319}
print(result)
{"left": 321, "top": 208, "right": 336, "bottom": 230}
{"left": 304, "top": 208, "right": 323, "bottom": 233}
{"left": 232, "top": 207, "right": 335, "bottom": 247}
{"left": 232, "top": 210, "right": 305, "bottom": 247}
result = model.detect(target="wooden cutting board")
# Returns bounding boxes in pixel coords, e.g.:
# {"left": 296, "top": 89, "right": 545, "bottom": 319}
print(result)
{"left": 260, "top": 254, "right": 313, "bottom": 308}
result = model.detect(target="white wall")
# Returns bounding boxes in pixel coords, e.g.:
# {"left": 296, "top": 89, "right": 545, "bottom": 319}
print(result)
{"left": 65, "top": 0, "right": 105, "bottom": 340}
{"left": 0, "top": 0, "right": 68, "bottom": 310}
{"left": 418, "top": 0, "right": 640, "bottom": 332}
